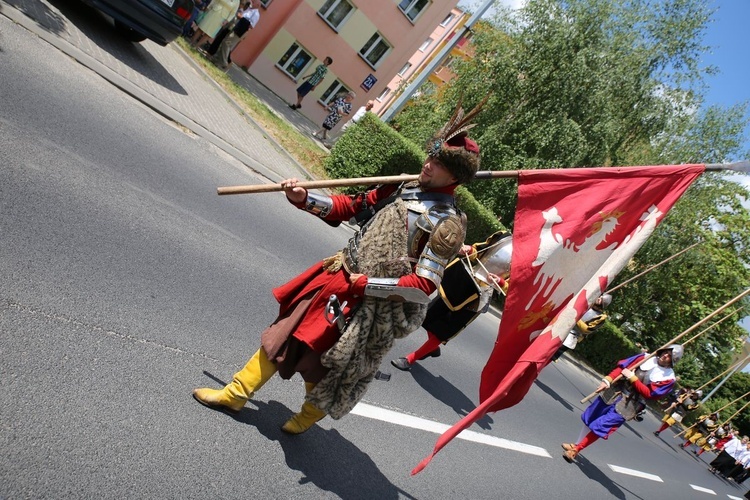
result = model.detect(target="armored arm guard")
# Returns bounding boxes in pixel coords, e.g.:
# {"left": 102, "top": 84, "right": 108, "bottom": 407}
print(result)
{"left": 415, "top": 212, "right": 467, "bottom": 288}
{"left": 302, "top": 192, "right": 334, "bottom": 218}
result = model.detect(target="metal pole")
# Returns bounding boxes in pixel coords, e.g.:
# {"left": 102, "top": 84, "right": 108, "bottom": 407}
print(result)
{"left": 701, "top": 356, "right": 750, "bottom": 404}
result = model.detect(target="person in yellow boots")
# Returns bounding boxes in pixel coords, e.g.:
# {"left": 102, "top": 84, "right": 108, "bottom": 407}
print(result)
{"left": 193, "top": 100, "right": 485, "bottom": 434}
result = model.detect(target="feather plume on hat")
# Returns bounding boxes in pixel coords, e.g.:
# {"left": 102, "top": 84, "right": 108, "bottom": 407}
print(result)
{"left": 426, "top": 95, "right": 488, "bottom": 184}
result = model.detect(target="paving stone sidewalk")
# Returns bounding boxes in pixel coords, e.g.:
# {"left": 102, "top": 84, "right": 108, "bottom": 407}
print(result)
{"left": 1, "top": 0, "right": 316, "bottom": 182}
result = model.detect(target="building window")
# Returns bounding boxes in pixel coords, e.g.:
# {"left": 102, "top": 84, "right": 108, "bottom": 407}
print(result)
{"left": 397, "top": 62, "right": 412, "bottom": 77}
{"left": 398, "top": 0, "right": 430, "bottom": 22}
{"left": 319, "top": 80, "right": 349, "bottom": 105}
{"left": 377, "top": 87, "right": 391, "bottom": 101}
{"left": 440, "top": 13, "right": 454, "bottom": 27}
{"left": 276, "top": 43, "right": 313, "bottom": 79}
{"left": 359, "top": 33, "right": 391, "bottom": 68}
{"left": 419, "top": 37, "right": 432, "bottom": 52}
{"left": 318, "top": 0, "right": 354, "bottom": 30}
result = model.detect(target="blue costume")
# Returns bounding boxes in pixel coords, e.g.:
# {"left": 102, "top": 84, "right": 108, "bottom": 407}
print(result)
{"left": 583, "top": 352, "right": 676, "bottom": 438}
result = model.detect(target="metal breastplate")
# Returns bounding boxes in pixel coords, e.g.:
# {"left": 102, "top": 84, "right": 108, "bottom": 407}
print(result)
{"left": 614, "top": 368, "right": 650, "bottom": 420}
{"left": 342, "top": 188, "right": 456, "bottom": 274}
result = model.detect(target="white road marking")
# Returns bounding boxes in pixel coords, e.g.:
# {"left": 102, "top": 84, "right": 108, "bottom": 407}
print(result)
{"left": 607, "top": 464, "right": 663, "bottom": 482}
{"left": 350, "top": 403, "right": 551, "bottom": 457}
{"left": 727, "top": 495, "right": 743, "bottom": 499}
{"left": 689, "top": 484, "right": 716, "bottom": 495}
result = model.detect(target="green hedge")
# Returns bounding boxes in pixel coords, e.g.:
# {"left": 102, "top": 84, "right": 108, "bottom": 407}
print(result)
{"left": 573, "top": 321, "right": 639, "bottom": 374}
{"left": 325, "top": 113, "right": 507, "bottom": 241}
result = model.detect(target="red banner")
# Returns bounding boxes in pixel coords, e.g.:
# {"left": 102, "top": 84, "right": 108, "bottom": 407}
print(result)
{"left": 412, "top": 164, "right": 705, "bottom": 474}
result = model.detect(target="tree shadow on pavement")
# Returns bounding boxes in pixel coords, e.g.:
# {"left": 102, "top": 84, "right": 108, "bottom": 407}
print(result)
{"left": 44, "top": 0, "right": 187, "bottom": 94}
{"left": 238, "top": 400, "right": 417, "bottom": 500}
{"left": 409, "top": 364, "right": 495, "bottom": 430}
{"left": 3, "top": 0, "right": 66, "bottom": 35}
{"left": 564, "top": 453, "right": 636, "bottom": 500}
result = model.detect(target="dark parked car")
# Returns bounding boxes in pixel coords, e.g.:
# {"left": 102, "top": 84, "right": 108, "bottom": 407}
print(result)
{"left": 83, "top": 0, "right": 195, "bottom": 46}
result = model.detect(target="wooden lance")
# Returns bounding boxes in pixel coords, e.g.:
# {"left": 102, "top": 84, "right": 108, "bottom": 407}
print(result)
{"left": 674, "top": 390, "right": 750, "bottom": 438}
{"left": 605, "top": 241, "right": 703, "bottom": 295}
{"left": 215, "top": 161, "right": 749, "bottom": 195}
{"left": 580, "top": 288, "right": 750, "bottom": 404}
{"left": 693, "top": 307, "right": 749, "bottom": 392}
{"left": 681, "top": 307, "right": 745, "bottom": 351}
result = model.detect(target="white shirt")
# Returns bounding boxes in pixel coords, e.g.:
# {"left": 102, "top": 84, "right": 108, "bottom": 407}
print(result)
{"left": 241, "top": 8, "right": 260, "bottom": 29}
{"left": 723, "top": 436, "right": 743, "bottom": 456}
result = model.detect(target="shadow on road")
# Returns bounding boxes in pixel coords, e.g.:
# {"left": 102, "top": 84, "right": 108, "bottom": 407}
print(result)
{"left": 197, "top": 372, "right": 416, "bottom": 499}
{"left": 408, "top": 364, "right": 495, "bottom": 430}
{"left": 4, "top": 0, "right": 66, "bottom": 35}
{"left": 533, "top": 377, "right": 577, "bottom": 413}
{"left": 13, "top": 0, "right": 187, "bottom": 94}
{"left": 242, "top": 400, "right": 416, "bottom": 499}
{"left": 565, "top": 453, "right": 634, "bottom": 500}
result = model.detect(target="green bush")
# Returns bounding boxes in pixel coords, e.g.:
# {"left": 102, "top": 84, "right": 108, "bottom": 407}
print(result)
{"left": 325, "top": 113, "right": 424, "bottom": 181}
{"left": 325, "top": 113, "right": 507, "bottom": 239}
{"left": 573, "top": 321, "right": 639, "bottom": 373}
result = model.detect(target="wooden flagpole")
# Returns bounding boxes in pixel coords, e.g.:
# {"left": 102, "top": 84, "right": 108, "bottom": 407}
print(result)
{"left": 605, "top": 241, "right": 703, "bottom": 295}
{"left": 716, "top": 400, "right": 750, "bottom": 430}
{"left": 580, "top": 288, "right": 750, "bottom": 404}
{"left": 215, "top": 161, "right": 749, "bottom": 196}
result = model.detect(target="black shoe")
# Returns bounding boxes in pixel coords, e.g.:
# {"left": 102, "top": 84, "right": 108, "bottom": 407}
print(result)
{"left": 653, "top": 431, "right": 660, "bottom": 436}
{"left": 289, "top": 104, "right": 298, "bottom": 109}
{"left": 417, "top": 347, "right": 441, "bottom": 361}
{"left": 391, "top": 358, "right": 412, "bottom": 371}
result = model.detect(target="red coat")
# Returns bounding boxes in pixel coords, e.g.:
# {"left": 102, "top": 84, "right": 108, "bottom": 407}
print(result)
{"left": 275, "top": 184, "right": 455, "bottom": 353}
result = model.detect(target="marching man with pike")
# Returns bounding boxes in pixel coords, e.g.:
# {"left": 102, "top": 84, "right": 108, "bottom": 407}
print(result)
{"left": 562, "top": 345, "right": 682, "bottom": 462}
{"left": 192, "top": 101, "right": 484, "bottom": 434}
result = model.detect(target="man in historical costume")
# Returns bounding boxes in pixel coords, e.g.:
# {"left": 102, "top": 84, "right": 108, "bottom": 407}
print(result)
{"left": 549, "top": 293, "right": 611, "bottom": 363}
{"left": 390, "top": 231, "right": 512, "bottom": 371}
{"left": 192, "top": 103, "right": 484, "bottom": 434}
{"left": 561, "top": 345, "right": 682, "bottom": 463}
{"left": 681, "top": 411, "right": 720, "bottom": 454}
{"left": 653, "top": 387, "right": 701, "bottom": 436}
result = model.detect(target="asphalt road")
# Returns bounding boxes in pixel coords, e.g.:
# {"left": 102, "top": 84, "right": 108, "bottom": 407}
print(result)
{"left": 1, "top": 9, "right": 749, "bottom": 500}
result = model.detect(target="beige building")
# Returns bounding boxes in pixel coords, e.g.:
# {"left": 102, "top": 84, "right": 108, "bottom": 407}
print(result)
{"left": 229, "top": 0, "right": 461, "bottom": 129}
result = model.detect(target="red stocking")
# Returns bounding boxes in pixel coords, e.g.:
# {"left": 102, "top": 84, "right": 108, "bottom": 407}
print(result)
{"left": 576, "top": 431, "right": 600, "bottom": 452}
{"left": 406, "top": 332, "right": 442, "bottom": 364}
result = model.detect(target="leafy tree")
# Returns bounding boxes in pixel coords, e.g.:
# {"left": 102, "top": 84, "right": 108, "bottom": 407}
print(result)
{"left": 391, "top": 0, "right": 750, "bottom": 413}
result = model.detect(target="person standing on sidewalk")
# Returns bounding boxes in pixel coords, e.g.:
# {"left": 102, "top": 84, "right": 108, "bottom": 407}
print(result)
{"left": 211, "top": 0, "right": 260, "bottom": 70}
{"left": 561, "top": 345, "right": 682, "bottom": 463}
{"left": 289, "top": 57, "right": 332, "bottom": 110}
{"left": 390, "top": 230, "right": 511, "bottom": 372}
{"left": 191, "top": 0, "right": 240, "bottom": 49}
{"left": 340, "top": 100, "right": 375, "bottom": 134}
{"left": 192, "top": 103, "right": 484, "bottom": 434}
{"left": 313, "top": 91, "right": 355, "bottom": 142}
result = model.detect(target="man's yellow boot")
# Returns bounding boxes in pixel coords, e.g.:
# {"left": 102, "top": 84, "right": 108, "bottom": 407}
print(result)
{"left": 193, "top": 348, "right": 276, "bottom": 412}
{"left": 281, "top": 382, "right": 326, "bottom": 434}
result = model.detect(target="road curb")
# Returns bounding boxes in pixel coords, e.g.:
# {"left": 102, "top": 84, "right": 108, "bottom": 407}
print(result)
{"left": 0, "top": 3, "right": 289, "bottom": 184}
{"left": 170, "top": 43, "right": 317, "bottom": 181}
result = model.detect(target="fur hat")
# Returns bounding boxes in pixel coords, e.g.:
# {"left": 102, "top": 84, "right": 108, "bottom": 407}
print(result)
{"left": 426, "top": 96, "right": 487, "bottom": 184}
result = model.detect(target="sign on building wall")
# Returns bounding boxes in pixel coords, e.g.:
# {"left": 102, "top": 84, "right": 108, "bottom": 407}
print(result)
{"left": 361, "top": 74, "right": 377, "bottom": 92}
